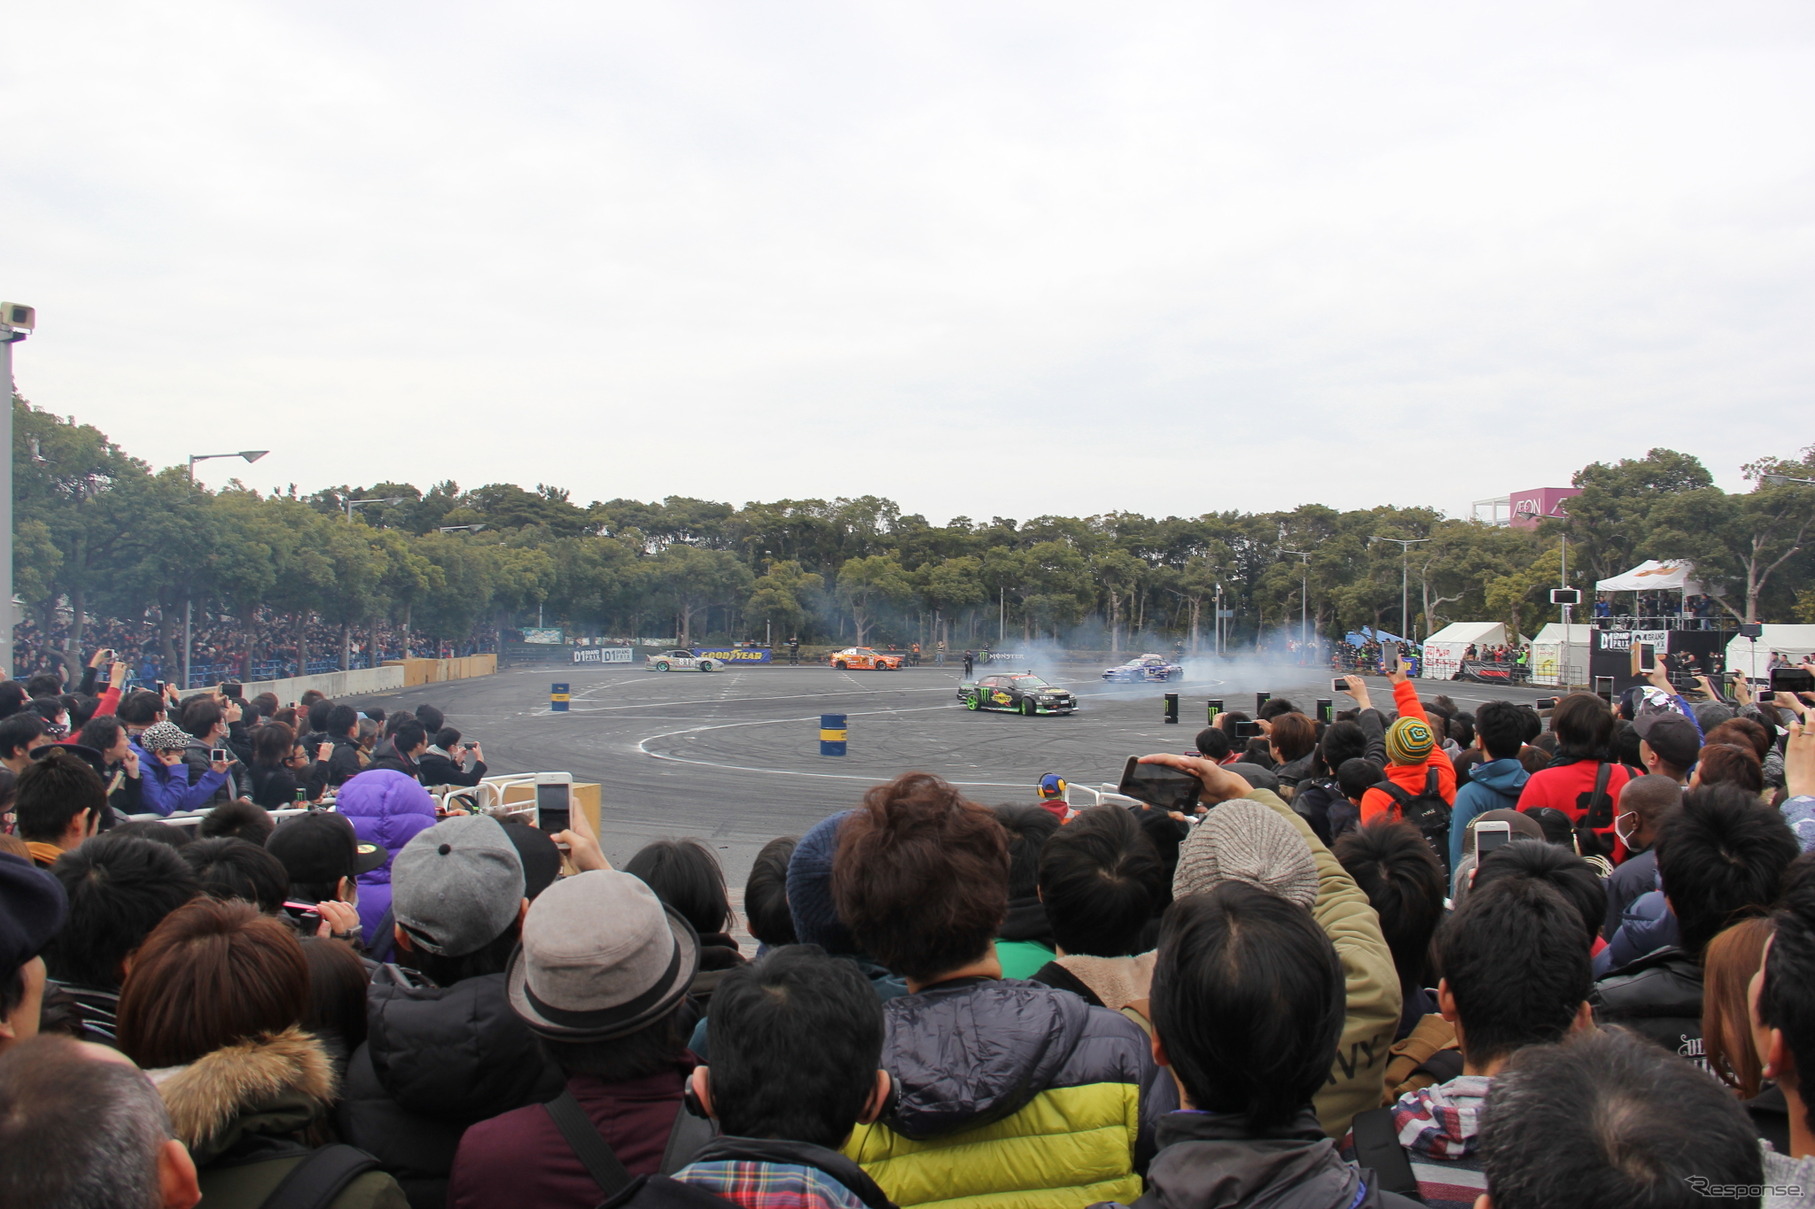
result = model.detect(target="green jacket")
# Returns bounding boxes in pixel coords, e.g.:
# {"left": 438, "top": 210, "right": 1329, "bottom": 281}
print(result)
{"left": 150, "top": 1027, "right": 407, "bottom": 1209}
{"left": 1246, "top": 788, "right": 1403, "bottom": 1138}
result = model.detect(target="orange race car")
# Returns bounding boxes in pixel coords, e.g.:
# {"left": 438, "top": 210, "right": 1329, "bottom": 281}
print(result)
{"left": 828, "top": 646, "right": 904, "bottom": 670}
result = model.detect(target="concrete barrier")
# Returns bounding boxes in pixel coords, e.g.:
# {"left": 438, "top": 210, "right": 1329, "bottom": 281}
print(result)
{"left": 237, "top": 654, "right": 499, "bottom": 704}
{"left": 383, "top": 654, "right": 498, "bottom": 687}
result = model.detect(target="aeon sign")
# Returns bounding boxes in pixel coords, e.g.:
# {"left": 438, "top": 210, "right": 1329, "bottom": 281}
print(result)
{"left": 1509, "top": 487, "right": 1582, "bottom": 529}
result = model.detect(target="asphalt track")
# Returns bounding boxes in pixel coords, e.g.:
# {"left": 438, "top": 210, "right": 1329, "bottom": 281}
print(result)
{"left": 348, "top": 661, "right": 1563, "bottom": 883}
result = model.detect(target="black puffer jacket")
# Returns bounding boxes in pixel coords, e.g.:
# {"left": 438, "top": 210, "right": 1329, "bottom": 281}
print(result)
{"left": 1116, "top": 1108, "right": 1421, "bottom": 1209}
{"left": 336, "top": 966, "right": 563, "bottom": 1209}
{"left": 1589, "top": 946, "right": 1705, "bottom": 1062}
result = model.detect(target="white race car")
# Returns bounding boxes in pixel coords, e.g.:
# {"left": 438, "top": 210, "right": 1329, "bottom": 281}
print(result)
{"left": 646, "top": 649, "right": 719, "bottom": 672}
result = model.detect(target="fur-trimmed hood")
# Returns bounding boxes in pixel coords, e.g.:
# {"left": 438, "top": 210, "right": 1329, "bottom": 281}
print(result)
{"left": 148, "top": 1026, "right": 338, "bottom": 1167}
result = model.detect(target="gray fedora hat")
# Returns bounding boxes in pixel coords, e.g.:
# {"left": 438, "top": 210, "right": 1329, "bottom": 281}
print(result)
{"left": 506, "top": 869, "right": 700, "bottom": 1040}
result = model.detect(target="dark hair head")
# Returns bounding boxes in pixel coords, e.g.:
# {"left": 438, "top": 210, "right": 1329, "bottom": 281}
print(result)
{"left": 990, "top": 803, "right": 1059, "bottom": 901}
{"left": 414, "top": 704, "right": 446, "bottom": 733}
{"left": 1437, "top": 877, "right": 1592, "bottom": 1067}
{"left": 390, "top": 718, "right": 427, "bottom": 754}
{"left": 44, "top": 835, "right": 201, "bottom": 991}
{"left": 1705, "top": 718, "right": 1772, "bottom": 764}
{"left": 1610, "top": 720, "right": 1643, "bottom": 768}
{"left": 1477, "top": 1027, "right": 1762, "bottom": 1209}
{"left": 178, "top": 698, "right": 222, "bottom": 739}
{"left": 1337, "top": 757, "right": 1385, "bottom": 802}
{"left": 1037, "top": 805, "right": 1165, "bottom": 958}
{"left": 76, "top": 714, "right": 125, "bottom": 757}
{"left": 0, "top": 1035, "right": 177, "bottom": 1209}
{"left": 117, "top": 897, "right": 308, "bottom": 1068}
{"left": 1474, "top": 701, "right": 1526, "bottom": 761}
{"left": 300, "top": 937, "right": 369, "bottom": 1054}
{"left": 301, "top": 690, "right": 328, "bottom": 708}
{"left": 325, "top": 704, "right": 359, "bottom": 738}
{"left": 1763, "top": 876, "right": 1815, "bottom": 1127}
{"left": 1618, "top": 775, "right": 1683, "bottom": 827}
{"left": 1694, "top": 744, "right": 1764, "bottom": 796}
{"left": 0, "top": 681, "right": 27, "bottom": 719}
{"left": 1520, "top": 806, "right": 1576, "bottom": 848}
{"left": 708, "top": 945, "right": 885, "bottom": 1148}
{"left": 624, "top": 838, "right": 733, "bottom": 937}
{"left": 1192, "top": 727, "right": 1232, "bottom": 762}
{"left": 1656, "top": 784, "right": 1798, "bottom": 957}
{"left": 1150, "top": 883, "right": 1342, "bottom": 1130}
{"left": 0, "top": 713, "right": 48, "bottom": 760}
{"left": 396, "top": 923, "right": 521, "bottom": 987}
{"left": 1334, "top": 821, "right": 1445, "bottom": 990}
{"left": 744, "top": 837, "right": 798, "bottom": 949}
{"left": 1268, "top": 713, "right": 1317, "bottom": 762}
{"left": 179, "top": 837, "right": 289, "bottom": 913}
{"left": 363, "top": 708, "right": 385, "bottom": 725}
{"left": 24, "top": 673, "right": 63, "bottom": 698}
{"left": 1256, "top": 698, "right": 1299, "bottom": 722}
{"left": 13, "top": 747, "right": 106, "bottom": 844}
{"left": 1473, "top": 840, "right": 1606, "bottom": 951}
{"left": 1549, "top": 693, "right": 1613, "bottom": 761}
{"left": 199, "top": 803, "right": 274, "bottom": 851}
{"left": 307, "top": 698, "right": 335, "bottom": 735}
{"left": 252, "top": 692, "right": 280, "bottom": 716}
{"left": 251, "top": 721, "right": 296, "bottom": 769}
{"left": 832, "top": 773, "right": 1008, "bottom": 983}
{"left": 434, "top": 727, "right": 461, "bottom": 751}
{"left": 106, "top": 820, "right": 193, "bottom": 849}
{"left": 116, "top": 690, "right": 166, "bottom": 727}
{"left": 1315, "top": 720, "right": 1367, "bottom": 774}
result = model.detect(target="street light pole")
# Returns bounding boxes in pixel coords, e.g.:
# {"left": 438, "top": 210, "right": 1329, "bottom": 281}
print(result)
{"left": 1281, "top": 551, "right": 1311, "bottom": 661}
{"left": 1370, "top": 536, "right": 1430, "bottom": 642}
{"left": 0, "top": 307, "right": 30, "bottom": 676}
{"left": 185, "top": 450, "right": 269, "bottom": 689}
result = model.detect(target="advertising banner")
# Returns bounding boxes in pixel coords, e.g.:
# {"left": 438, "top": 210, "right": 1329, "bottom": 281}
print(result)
{"left": 521, "top": 628, "right": 564, "bottom": 645}
{"left": 692, "top": 646, "right": 773, "bottom": 664}
{"left": 572, "top": 647, "right": 632, "bottom": 664}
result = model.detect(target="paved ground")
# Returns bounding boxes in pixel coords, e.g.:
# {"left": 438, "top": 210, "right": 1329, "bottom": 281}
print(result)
{"left": 350, "top": 661, "right": 1563, "bottom": 883}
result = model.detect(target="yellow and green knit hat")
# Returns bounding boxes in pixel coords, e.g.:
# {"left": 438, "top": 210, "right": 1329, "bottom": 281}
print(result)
{"left": 1385, "top": 717, "right": 1436, "bottom": 764}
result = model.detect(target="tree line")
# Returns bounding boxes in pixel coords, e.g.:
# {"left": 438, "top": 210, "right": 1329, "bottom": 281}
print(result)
{"left": 12, "top": 397, "right": 1815, "bottom": 666}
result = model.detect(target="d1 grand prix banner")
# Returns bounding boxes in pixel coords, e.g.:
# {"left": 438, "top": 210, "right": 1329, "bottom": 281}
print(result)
{"left": 572, "top": 647, "right": 632, "bottom": 664}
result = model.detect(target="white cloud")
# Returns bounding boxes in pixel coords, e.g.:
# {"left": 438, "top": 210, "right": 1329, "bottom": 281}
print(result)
{"left": 6, "top": 1, "right": 1813, "bottom": 519}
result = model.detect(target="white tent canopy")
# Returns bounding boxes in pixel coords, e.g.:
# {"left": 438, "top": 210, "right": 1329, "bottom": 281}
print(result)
{"left": 1595, "top": 559, "right": 1703, "bottom": 594}
{"left": 1529, "top": 622, "right": 1589, "bottom": 687}
{"left": 1420, "top": 622, "right": 1509, "bottom": 678}
{"left": 1726, "top": 626, "right": 1815, "bottom": 682}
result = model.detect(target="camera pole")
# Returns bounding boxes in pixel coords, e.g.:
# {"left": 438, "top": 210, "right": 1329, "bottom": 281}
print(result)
{"left": 0, "top": 324, "right": 19, "bottom": 676}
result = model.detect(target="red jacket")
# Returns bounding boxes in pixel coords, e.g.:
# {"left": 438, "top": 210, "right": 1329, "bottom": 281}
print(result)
{"left": 449, "top": 1061, "right": 694, "bottom": 1209}
{"left": 1517, "top": 760, "right": 1633, "bottom": 861}
{"left": 1360, "top": 680, "right": 1457, "bottom": 826}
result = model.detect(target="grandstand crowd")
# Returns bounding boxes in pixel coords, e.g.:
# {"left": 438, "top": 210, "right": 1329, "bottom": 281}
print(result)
{"left": 3, "top": 652, "right": 1815, "bottom": 1209}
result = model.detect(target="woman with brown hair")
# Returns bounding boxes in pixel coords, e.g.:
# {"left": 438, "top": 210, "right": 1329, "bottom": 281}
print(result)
{"left": 1703, "top": 915, "right": 1775, "bottom": 1100}
{"left": 117, "top": 897, "right": 405, "bottom": 1208}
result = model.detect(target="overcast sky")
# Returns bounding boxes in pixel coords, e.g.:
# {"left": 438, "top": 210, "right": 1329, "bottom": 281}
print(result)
{"left": 6, "top": 3, "right": 1812, "bottom": 524}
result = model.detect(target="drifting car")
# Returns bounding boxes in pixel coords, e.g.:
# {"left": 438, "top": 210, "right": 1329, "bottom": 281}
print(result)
{"left": 1101, "top": 653, "right": 1184, "bottom": 683}
{"left": 646, "top": 649, "right": 719, "bottom": 672}
{"left": 828, "top": 647, "right": 904, "bottom": 670}
{"left": 957, "top": 673, "right": 1079, "bottom": 716}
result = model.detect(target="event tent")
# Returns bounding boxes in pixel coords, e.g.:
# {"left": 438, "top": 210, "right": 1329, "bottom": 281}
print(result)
{"left": 1725, "top": 625, "right": 1815, "bottom": 683}
{"left": 1421, "top": 622, "right": 1509, "bottom": 678}
{"left": 1528, "top": 622, "right": 1590, "bottom": 687}
{"left": 1344, "top": 628, "right": 1408, "bottom": 646}
{"left": 1594, "top": 560, "right": 1704, "bottom": 594}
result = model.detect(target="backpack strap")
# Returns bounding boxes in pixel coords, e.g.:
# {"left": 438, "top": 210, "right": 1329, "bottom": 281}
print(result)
{"left": 1377, "top": 781, "right": 1414, "bottom": 807}
{"left": 1422, "top": 768, "right": 1441, "bottom": 796}
{"left": 258, "top": 1144, "right": 378, "bottom": 1209}
{"left": 544, "top": 1089, "right": 634, "bottom": 1198}
{"left": 1585, "top": 762, "right": 1615, "bottom": 830}
{"left": 1349, "top": 1108, "right": 1422, "bottom": 1202}
{"left": 659, "top": 1102, "right": 715, "bottom": 1176}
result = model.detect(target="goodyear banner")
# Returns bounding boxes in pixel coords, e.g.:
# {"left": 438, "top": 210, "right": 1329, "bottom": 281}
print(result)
{"left": 572, "top": 647, "right": 632, "bottom": 664}
{"left": 692, "top": 646, "right": 773, "bottom": 664}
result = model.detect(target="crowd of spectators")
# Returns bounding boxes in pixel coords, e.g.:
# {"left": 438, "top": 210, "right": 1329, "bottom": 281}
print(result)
{"left": 12, "top": 612, "right": 497, "bottom": 690}
{"left": 3, "top": 655, "right": 1815, "bottom": 1208}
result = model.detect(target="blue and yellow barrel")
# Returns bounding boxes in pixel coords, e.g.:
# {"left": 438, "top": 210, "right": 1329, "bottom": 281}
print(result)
{"left": 819, "top": 713, "right": 847, "bottom": 757}
{"left": 551, "top": 682, "right": 571, "bottom": 713}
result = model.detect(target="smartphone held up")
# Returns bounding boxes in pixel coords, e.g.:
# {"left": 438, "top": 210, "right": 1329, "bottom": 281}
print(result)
{"left": 1117, "top": 757, "right": 1202, "bottom": 813}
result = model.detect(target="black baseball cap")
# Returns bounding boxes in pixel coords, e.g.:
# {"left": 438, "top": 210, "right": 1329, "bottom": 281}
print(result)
{"left": 266, "top": 812, "right": 387, "bottom": 884}
{"left": 0, "top": 852, "right": 68, "bottom": 974}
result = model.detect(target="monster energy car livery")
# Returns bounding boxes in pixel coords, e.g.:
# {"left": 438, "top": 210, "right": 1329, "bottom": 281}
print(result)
{"left": 957, "top": 673, "right": 1079, "bottom": 715}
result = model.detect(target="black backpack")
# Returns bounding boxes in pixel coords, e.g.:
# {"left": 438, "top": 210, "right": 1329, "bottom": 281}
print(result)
{"left": 1377, "top": 769, "right": 1452, "bottom": 873}
{"left": 1573, "top": 763, "right": 1617, "bottom": 861}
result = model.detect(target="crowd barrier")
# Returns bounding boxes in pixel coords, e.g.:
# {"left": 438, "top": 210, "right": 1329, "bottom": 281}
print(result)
{"left": 231, "top": 654, "right": 498, "bottom": 702}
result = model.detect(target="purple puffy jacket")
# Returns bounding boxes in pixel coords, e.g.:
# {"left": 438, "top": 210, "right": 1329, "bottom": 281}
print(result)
{"left": 335, "top": 770, "right": 438, "bottom": 946}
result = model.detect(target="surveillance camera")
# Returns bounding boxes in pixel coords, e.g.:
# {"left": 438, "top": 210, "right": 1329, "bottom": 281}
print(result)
{"left": 1, "top": 303, "right": 35, "bottom": 332}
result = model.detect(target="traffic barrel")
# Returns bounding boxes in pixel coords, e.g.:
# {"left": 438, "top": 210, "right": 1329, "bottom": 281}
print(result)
{"left": 1317, "top": 698, "right": 1334, "bottom": 724}
{"left": 551, "top": 683, "right": 570, "bottom": 713}
{"left": 819, "top": 713, "right": 847, "bottom": 757}
{"left": 1255, "top": 692, "right": 1271, "bottom": 713}
{"left": 1206, "top": 699, "right": 1223, "bottom": 724}
{"left": 1163, "top": 693, "right": 1179, "bottom": 724}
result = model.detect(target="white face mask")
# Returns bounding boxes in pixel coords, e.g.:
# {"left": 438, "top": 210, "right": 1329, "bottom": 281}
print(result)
{"left": 1614, "top": 811, "right": 1640, "bottom": 848}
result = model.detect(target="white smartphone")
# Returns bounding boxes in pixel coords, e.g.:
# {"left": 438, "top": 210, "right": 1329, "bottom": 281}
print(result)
{"left": 1474, "top": 820, "right": 1513, "bottom": 860}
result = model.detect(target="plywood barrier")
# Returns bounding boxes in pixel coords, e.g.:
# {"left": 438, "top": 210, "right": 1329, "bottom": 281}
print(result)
{"left": 382, "top": 654, "right": 500, "bottom": 687}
